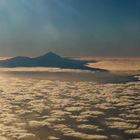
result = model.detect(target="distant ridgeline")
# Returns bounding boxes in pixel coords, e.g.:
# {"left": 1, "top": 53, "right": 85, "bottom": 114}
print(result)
{"left": 0, "top": 52, "right": 106, "bottom": 71}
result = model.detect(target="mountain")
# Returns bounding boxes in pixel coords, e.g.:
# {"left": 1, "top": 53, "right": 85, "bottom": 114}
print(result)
{"left": 0, "top": 52, "right": 106, "bottom": 71}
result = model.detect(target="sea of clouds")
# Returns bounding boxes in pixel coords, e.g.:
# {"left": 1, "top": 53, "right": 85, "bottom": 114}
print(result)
{"left": 0, "top": 76, "right": 139, "bottom": 140}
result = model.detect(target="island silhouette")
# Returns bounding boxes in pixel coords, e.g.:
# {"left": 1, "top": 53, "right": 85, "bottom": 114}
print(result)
{"left": 0, "top": 52, "right": 106, "bottom": 71}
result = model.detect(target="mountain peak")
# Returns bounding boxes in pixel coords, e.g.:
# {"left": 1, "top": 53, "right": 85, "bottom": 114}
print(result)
{"left": 45, "top": 51, "right": 58, "bottom": 56}
{"left": 38, "top": 52, "right": 61, "bottom": 59}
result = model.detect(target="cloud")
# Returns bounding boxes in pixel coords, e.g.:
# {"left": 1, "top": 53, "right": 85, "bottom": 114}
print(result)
{"left": 0, "top": 67, "right": 95, "bottom": 73}
{"left": 0, "top": 74, "right": 139, "bottom": 139}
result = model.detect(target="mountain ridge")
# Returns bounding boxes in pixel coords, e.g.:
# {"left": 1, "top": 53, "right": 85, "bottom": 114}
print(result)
{"left": 0, "top": 52, "right": 107, "bottom": 71}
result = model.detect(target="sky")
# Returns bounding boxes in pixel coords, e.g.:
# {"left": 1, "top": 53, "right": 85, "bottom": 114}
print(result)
{"left": 0, "top": 0, "right": 140, "bottom": 57}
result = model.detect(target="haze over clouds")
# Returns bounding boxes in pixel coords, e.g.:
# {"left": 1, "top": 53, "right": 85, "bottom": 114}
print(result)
{"left": 87, "top": 57, "right": 140, "bottom": 71}
{"left": 0, "top": 0, "right": 140, "bottom": 57}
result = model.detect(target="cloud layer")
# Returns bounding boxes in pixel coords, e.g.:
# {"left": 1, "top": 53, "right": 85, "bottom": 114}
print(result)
{"left": 0, "top": 75, "right": 139, "bottom": 139}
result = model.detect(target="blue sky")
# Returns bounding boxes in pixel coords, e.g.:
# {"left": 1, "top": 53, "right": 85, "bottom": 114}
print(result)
{"left": 0, "top": 0, "right": 140, "bottom": 57}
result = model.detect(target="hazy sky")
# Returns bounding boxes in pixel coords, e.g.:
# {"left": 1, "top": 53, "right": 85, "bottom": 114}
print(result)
{"left": 0, "top": 0, "right": 140, "bottom": 57}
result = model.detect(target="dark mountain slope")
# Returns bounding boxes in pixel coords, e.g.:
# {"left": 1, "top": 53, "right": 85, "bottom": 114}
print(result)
{"left": 0, "top": 52, "right": 106, "bottom": 71}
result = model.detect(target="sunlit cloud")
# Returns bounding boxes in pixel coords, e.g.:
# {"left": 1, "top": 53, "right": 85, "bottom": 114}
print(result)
{"left": 0, "top": 75, "right": 139, "bottom": 139}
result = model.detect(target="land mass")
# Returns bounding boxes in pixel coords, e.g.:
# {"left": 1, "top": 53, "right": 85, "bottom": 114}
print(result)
{"left": 0, "top": 52, "right": 106, "bottom": 71}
